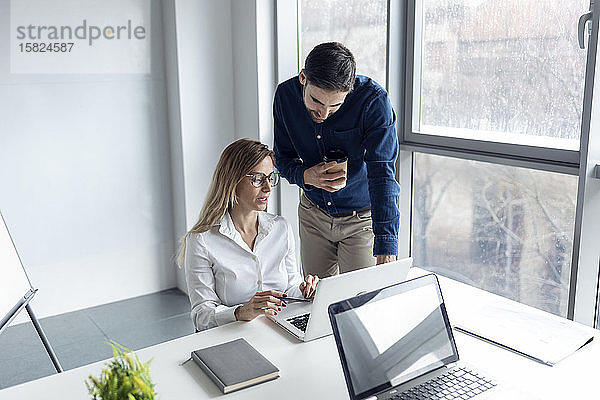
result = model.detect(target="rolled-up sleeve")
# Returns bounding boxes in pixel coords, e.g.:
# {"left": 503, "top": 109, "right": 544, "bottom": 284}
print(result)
{"left": 184, "top": 234, "right": 238, "bottom": 331}
{"left": 362, "top": 92, "right": 401, "bottom": 256}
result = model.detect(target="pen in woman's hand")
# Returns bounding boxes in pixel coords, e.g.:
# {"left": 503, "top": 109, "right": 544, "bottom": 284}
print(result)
{"left": 274, "top": 296, "right": 311, "bottom": 303}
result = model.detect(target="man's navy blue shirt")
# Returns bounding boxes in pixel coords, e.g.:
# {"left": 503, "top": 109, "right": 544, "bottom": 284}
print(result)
{"left": 273, "top": 75, "right": 400, "bottom": 256}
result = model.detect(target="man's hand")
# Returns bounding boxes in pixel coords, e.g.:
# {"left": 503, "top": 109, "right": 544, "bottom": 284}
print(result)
{"left": 376, "top": 255, "right": 396, "bottom": 265}
{"left": 299, "top": 275, "right": 320, "bottom": 298}
{"left": 303, "top": 162, "right": 347, "bottom": 192}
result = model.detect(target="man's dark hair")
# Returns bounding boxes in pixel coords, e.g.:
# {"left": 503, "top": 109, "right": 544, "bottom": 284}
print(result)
{"left": 304, "top": 42, "right": 356, "bottom": 92}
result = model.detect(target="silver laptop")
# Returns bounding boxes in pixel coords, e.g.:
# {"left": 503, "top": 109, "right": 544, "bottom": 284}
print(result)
{"left": 328, "top": 274, "right": 533, "bottom": 400}
{"left": 268, "top": 258, "right": 412, "bottom": 342}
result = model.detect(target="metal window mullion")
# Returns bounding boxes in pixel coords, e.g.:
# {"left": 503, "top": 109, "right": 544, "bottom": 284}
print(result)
{"left": 405, "top": 133, "right": 579, "bottom": 164}
{"left": 400, "top": 142, "right": 579, "bottom": 176}
{"left": 411, "top": 0, "right": 423, "bottom": 134}
{"left": 404, "top": 0, "right": 417, "bottom": 145}
{"left": 572, "top": 0, "right": 600, "bottom": 326}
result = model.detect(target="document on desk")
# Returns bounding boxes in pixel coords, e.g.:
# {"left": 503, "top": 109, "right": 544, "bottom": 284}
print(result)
{"left": 453, "top": 303, "right": 594, "bottom": 366}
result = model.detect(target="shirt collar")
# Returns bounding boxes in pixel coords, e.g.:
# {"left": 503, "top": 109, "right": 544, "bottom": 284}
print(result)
{"left": 217, "top": 211, "right": 236, "bottom": 240}
{"left": 217, "top": 211, "right": 275, "bottom": 240}
{"left": 257, "top": 211, "right": 274, "bottom": 236}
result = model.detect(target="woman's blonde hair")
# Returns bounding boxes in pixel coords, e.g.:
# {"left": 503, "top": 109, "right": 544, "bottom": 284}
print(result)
{"left": 176, "top": 138, "right": 275, "bottom": 267}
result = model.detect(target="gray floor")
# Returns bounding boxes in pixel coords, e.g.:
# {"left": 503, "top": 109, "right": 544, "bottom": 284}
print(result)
{"left": 0, "top": 288, "right": 194, "bottom": 390}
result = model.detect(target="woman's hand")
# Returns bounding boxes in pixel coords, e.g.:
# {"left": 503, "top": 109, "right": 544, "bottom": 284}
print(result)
{"left": 234, "top": 290, "right": 286, "bottom": 321}
{"left": 299, "top": 275, "right": 320, "bottom": 298}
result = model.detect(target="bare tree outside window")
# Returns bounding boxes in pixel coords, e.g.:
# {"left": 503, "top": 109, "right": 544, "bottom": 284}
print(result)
{"left": 413, "top": 153, "right": 577, "bottom": 316}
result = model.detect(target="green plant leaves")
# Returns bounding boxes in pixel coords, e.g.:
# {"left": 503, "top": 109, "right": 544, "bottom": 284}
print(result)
{"left": 85, "top": 340, "right": 157, "bottom": 400}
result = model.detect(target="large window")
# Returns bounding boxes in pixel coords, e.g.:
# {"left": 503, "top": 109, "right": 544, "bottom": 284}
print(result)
{"left": 300, "top": 0, "right": 388, "bottom": 87}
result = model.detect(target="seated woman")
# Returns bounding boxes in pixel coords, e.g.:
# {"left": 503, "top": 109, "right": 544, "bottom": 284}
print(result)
{"left": 177, "top": 138, "right": 319, "bottom": 332}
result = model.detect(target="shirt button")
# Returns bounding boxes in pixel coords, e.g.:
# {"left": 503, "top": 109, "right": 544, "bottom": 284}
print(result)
{"left": 257, "top": 280, "right": 262, "bottom": 285}
{"left": 316, "top": 135, "right": 321, "bottom": 139}
{"left": 327, "top": 201, "right": 332, "bottom": 206}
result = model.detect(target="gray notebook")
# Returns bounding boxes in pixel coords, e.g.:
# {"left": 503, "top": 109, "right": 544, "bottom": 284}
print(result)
{"left": 191, "top": 338, "right": 279, "bottom": 394}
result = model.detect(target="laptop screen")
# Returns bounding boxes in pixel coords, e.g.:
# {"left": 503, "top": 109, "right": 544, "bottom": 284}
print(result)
{"left": 328, "top": 274, "right": 459, "bottom": 400}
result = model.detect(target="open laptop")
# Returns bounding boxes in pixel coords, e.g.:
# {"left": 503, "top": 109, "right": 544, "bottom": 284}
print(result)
{"left": 328, "top": 274, "right": 531, "bottom": 400}
{"left": 268, "top": 258, "right": 412, "bottom": 342}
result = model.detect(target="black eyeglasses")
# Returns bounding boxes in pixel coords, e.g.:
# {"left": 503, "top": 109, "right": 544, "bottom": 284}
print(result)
{"left": 245, "top": 172, "right": 280, "bottom": 188}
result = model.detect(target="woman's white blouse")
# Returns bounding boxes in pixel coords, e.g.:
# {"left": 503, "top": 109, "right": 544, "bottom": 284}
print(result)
{"left": 184, "top": 211, "right": 303, "bottom": 331}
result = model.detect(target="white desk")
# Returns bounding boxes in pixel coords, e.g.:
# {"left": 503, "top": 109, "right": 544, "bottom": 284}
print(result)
{"left": 1, "top": 268, "right": 598, "bottom": 399}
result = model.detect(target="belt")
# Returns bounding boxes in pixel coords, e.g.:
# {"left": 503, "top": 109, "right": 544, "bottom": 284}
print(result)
{"left": 330, "top": 206, "right": 371, "bottom": 218}
{"left": 302, "top": 193, "right": 371, "bottom": 218}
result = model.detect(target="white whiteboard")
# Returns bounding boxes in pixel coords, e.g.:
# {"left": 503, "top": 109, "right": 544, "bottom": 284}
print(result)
{"left": 0, "top": 213, "right": 32, "bottom": 325}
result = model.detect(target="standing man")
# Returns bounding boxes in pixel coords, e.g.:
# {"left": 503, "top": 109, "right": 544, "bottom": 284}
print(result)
{"left": 273, "top": 42, "right": 400, "bottom": 277}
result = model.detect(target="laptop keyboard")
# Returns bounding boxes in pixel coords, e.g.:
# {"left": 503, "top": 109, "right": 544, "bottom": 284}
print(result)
{"left": 287, "top": 313, "right": 310, "bottom": 332}
{"left": 392, "top": 367, "right": 496, "bottom": 400}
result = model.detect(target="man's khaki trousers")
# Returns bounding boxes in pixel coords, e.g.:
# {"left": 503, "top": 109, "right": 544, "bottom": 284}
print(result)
{"left": 298, "top": 193, "right": 376, "bottom": 277}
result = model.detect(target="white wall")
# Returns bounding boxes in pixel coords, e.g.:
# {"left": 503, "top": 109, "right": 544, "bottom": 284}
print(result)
{"left": 172, "top": 0, "right": 236, "bottom": 290}
{"left": 231, "top": 1, "right": 260, "bottom": 141}
{"left": 0, "top": 0, "right": 176, "bottom": 322}
{"left": 231, "top": 0, "right": 280, "bottom": 210}
{"left": 174, "top": 0, "right": 236, "bottom": 225}
{"left": 161, "top": 0, "right": 187, "bottom": 292}
{"left": 255, "top": 1, "right": 277, "bottom": 148}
